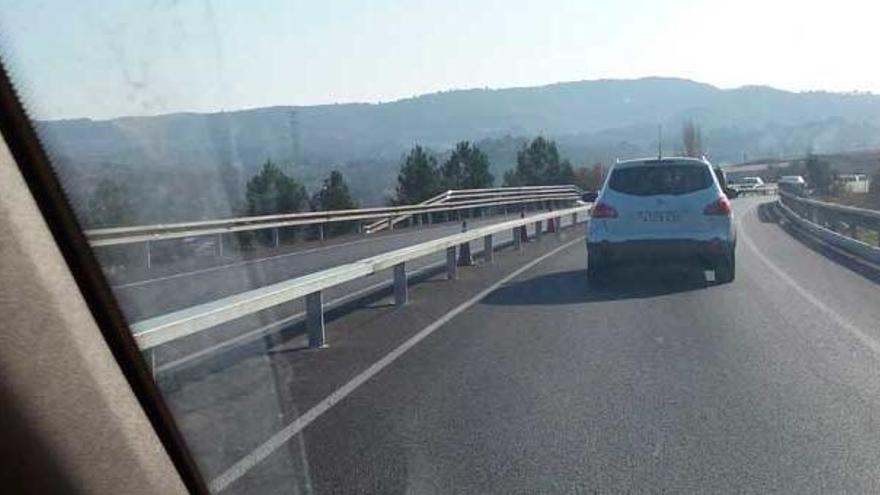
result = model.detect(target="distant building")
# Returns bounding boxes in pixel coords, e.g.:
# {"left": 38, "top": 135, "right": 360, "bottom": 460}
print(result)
{"left": 837, "top": 174, "right": 870, "bottom": 193}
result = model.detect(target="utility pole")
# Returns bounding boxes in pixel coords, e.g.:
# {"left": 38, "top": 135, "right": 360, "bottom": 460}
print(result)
{"left": 657, "top": 124, "right": 663, "bottom": 159}
{"left": 287, "top": 110, "right": 300, "bottom": 175}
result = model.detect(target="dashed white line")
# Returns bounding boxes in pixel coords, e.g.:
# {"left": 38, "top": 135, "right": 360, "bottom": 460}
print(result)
{"left": 208, "top": 236, "right": 584, "bottom": 493}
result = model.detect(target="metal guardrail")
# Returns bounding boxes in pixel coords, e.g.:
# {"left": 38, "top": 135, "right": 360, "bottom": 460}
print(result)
{"left": 364, "top": 185, "right": 581, "bottom": 233}
{"left": 777, "top": 191, "right": 880, "bottom": 262}
{"left": 86, "top": 186, "right": 580, "bottom": 246}
{"left": 133, "top": 205, "right": 590, "bottom": 350}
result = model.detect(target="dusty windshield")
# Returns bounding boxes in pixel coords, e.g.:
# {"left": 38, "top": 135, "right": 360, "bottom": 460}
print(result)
{"left": 2, "top": 0, "right": 880, "bottom": 493}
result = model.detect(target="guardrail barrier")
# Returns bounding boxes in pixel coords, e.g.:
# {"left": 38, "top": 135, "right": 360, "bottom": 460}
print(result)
{"left": 86, "top": 185, "right": 582, "bottom": 269}
{"left": 777, "top": 191, "right": 880, "bottom": 262}
{"left": 132, "top": 204, "right": 590, "bottom": 353}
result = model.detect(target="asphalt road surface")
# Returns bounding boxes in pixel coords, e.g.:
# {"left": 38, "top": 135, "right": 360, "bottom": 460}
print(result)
{"left": 159, "top": 196, "right": 880, "bottom": 493}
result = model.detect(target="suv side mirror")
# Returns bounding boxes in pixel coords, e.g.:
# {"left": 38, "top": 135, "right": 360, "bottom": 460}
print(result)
{"left": 724, "top": 187, "right": 739, "bottom": 199}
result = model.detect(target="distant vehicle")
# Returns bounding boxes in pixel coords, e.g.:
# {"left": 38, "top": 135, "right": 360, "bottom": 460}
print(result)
{"left": 778, "top": 175, "right": 806, "bottom": 195}
{"left": 587, "top": 157, "right": 737, "bottom": 284}
{"left": 779, "top": 175, "right": 806, "bottom": 185}
{"left": 837, "top": 174, "right": 870, "bottom": 194}
{"left": 581, "top": 191, "right": 599, "bottom": 202}
{"left": 729, "top": 176, "right": 765, "bottom": 194}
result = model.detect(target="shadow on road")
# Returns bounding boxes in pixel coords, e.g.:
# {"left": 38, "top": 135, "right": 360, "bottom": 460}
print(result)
{"left": 483, "top": 264, "right": 708, "bottom": 306}
{"left": 756, "top": 200, "right": 781, "bottom": 223}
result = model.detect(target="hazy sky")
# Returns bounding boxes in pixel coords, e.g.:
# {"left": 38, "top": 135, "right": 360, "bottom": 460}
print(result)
{"left": 1, "top": 0, "right": 878, "bottom": 120}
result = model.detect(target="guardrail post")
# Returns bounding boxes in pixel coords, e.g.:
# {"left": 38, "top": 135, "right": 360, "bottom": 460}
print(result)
{"left": 306, "top": 291, "right": 325, "bottom": 348}
{"left": 147, "top": 348, "right": 156, "bottom": 379}
{"left": 848, "top": 222, "right": 858, "bottom": 239}
{"left": 387, "top": 216, "right": 394, "bottom": 231}
{"left": 319, "top": 224, "right": 325, "bottom": 242}
{"left": 145, "top": 241, "right": 152, "bottom": 269}
{"left": 513, "top": 226, "right": 522, "bottom": 251}
{"left": 446, "top": 246, "right": 457, "bottom": 280}
{"left": 393, "top": 262, "right": 408, "bottom": 305}
{"left": 217, "top": 234, "right": 224, "bottom": 257}
{"left": 484, "top": 234, "right": 494, "bottom": 262}
{"left": 556, "top": 217, "right": 562, "bottom": 237}
{"left": 273, "top": 228, "right": 280, "bottom": 248}
{"left": 535, "top": 220, "right": 543, "bottom": 240}
{"left": 458, "top": 221, "right": 474, "bottom": 266}
{"left": 571, "top": 212, "right": 578, "bottom": 227}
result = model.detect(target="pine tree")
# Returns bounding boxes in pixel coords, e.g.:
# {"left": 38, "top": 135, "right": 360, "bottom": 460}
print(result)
{"left": 245, "top": 160, "right": 307, "bottom": 216}
{"left": 394, "top": 145, "right": 441, "bottom": 204}
{"left": 86, "top": 178, "right": 134, "bottom": 228}
{"left": 504, "top": 137, "right": 572, "bottom": 186}
{"left": 440, "top": 141, "right": 494, "bottom": 190}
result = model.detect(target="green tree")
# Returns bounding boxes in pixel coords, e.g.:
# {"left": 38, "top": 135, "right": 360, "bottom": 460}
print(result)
{"left": 311, "top": 170, "right": 357, "bottom": 211}
{"left": 804, "top": 153, "right": 834, "bottom": 196}
{"left": 555, "top": 159, "right": 576, "bottom": 185}
{"left": 245, "top": 160, "right": 307, "bottom": 215}
{"left": 440, "top": 141, "right": 494, "bottom": 190}
{"left": 503, "top": 136, "right": 574, "bottom": 186}
{"left": 394, "top": 145, "right": 441, "bottom": 204}
{"left": 86, "top": 178, "right": 134, "bottom": 228}
{"left": 573, "top": 163, "right": 606, "bottom": 191}
{"left": 682, "top": 119, "right": 703, "bottom": 157}
{"left": 311, "top": 170, "right": 358, "bottom": 237}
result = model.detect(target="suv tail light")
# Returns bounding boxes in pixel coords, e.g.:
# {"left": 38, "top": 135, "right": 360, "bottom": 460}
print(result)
{"left": 592, "top": 201, "right": 618, "bottom": 218}
{"left": 703, "top": 196, "right": 732, "bottom": 216}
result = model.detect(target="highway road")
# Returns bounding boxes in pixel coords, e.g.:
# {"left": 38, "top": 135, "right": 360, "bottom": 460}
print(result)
{"left": 156, "top": 196, "right": 880, "bottom": 493}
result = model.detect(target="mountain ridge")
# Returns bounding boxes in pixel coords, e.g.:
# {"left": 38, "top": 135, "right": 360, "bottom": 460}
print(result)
{"left": 38, "top": 76, "right": 880, "bottom": 210}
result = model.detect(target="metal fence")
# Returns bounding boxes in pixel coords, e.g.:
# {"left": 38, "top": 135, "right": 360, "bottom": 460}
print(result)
{"left": 777, "top": 191, "right": 880, "bottom": 262}
{"left": 86, "top": 185, "right": 581, "bottom": 269}
{"left": 133, "top": 204, "right": 590, "bottom": 352}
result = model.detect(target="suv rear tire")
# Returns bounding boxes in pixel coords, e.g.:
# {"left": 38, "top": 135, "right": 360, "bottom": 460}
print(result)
{"left": 714, "top": 251, "right": 735, "bottom": 284}
{"left": 587, "top": 248, "right": 610, "bottom": 285}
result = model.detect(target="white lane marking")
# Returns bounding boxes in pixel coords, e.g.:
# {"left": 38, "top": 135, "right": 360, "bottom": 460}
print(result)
{"left": 740, "top": 207, "right": 880, "bottom": 356}
{"left": 208, "top": 236, "right": 584, "bottom": 493}
{"left": 113, "top": 215, "right": 518, "bottom": 290}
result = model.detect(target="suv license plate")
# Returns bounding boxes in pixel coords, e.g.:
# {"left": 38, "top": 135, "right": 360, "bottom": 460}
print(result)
{"left": 637, "top": 211, "right": 681, "bottom": 222}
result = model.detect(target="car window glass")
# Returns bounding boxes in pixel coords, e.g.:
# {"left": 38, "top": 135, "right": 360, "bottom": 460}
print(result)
{"left": 608, "top": 165, "right": 712, "bottom": 196}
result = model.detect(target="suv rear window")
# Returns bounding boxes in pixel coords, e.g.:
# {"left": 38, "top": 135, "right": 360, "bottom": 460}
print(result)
{"left": 608, "top": 165, "right": 713, "bottom": 196}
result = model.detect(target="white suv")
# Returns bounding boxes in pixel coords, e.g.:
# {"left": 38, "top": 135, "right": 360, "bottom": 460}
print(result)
{"left": 586, "top": 157, "right": 737, "bottom": 283}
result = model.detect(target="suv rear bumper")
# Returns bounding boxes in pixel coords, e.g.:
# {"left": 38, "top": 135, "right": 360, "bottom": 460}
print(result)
{"left": 587, "top": 238, "right": 734, "bottom": 264}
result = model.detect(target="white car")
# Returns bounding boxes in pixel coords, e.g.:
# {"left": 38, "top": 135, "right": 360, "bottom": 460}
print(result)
{"left": 779, "top": 175, "right": 806, "bottom": 185}
{"left": 730, "top": 176, "right": 764, "bottom": 194}
{"left": 587, "top": 157, "right": 737, "bottom": 283}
